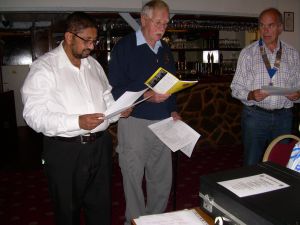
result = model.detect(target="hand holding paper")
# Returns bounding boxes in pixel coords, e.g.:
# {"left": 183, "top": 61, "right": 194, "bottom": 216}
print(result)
{"left": 144, "top": 89, "right": 170, "bottom": 103}
{"left": 145, "top": 67, "right": 198, "bottom": 94}
{"left": 120, "top": 107, "right": 133, "bottom": 118}
{"left": 79, "top": 113, "right": 104, "bottom": 130}
{"left": 104, "top": 89, "right": 148, "bottom": 119}
{"left": 148, "top": 117, "right": 201, "bottom": 157}
{"left": 262, "top": 85, "right": 300, "bottom": 96}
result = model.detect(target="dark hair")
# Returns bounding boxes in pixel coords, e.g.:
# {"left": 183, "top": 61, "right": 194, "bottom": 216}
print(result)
{"left": 65, "top": 11, "right": 97, "bottom": 33}
{"left": 259, "top": 8, "right": 283, "bottom": 24}
{"left": 141, "top": 0, "right": 169, "bottom": 18}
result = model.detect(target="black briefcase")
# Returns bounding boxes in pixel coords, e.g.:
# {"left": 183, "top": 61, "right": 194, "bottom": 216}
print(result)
{"left": 199, "top": 162, "right": 300, "bottom": 225}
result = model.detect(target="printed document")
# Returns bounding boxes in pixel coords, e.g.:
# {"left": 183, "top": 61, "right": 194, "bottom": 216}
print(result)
{"left": 148, "top": 117, "right": 201, "bottom": 157}
{"left": 133, "top": 209, "right": 209, "bottom": 225}
{"left": 218, "top": 173, "right": 289, "bottom": 198}
{"left": 104, "top": 89, "right": 148, "bottom": 119}
{"left": 145, "top": 67, "right": 198, "bottom": 94}
{"left": 262, "top": 85, "right": 300, "bottom": 96}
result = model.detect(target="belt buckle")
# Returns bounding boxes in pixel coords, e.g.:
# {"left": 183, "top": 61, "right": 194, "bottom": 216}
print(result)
{"left": 80, "top": 135, "right": 88, "bottom": 144}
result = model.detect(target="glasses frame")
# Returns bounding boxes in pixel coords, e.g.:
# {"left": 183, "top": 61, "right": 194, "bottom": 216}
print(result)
{"left": 147, "top": 17, "right": 169, "bottom": 29}
{"left": 69, "top": 31, "right": 99, "bottom": 46}
{"left": 258, "top": 22, "right": 281, "bottom": 30}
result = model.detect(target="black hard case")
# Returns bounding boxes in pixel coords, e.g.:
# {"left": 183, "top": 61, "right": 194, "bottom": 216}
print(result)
{"left": 199, "top": 162, "right": 300, "bottom": 225}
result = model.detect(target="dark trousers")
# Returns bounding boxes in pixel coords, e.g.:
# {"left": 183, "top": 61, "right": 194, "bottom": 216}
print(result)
{"left": 43, "top": 131, "right": 112, "bottom": 225}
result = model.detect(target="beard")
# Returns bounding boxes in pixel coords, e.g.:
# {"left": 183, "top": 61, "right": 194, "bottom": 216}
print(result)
{"left": 72, "top": 45, "right": 92, "bottom": 59}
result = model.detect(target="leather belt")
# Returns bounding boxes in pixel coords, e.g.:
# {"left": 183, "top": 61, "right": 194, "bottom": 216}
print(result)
{"left": 51, "top": 131, "right": 104, "bottom": 144}
{"left": 250, "top": 105, "right": 289, "bottom": 113}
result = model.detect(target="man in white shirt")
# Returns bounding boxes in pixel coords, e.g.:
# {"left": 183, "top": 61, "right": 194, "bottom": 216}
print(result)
{"left": 21, "top": 12, "right": 131, "bottom": 225}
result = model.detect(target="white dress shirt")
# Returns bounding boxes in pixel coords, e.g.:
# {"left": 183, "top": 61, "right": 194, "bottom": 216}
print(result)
{"left": 21, "top": 41, "right": 118, "bottom": 137}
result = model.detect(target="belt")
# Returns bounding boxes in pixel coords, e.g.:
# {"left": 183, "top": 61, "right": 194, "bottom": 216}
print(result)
{"left": 51, "top": 131, "right": 105, "bottom": 144}
{"left": 249, "top": 105, "right": 290, "bottom": 113}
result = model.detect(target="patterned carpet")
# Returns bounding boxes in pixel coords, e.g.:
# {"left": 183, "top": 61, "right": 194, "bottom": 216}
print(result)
{"left": 0, "top": 146, "right": 243, "bottom": 225}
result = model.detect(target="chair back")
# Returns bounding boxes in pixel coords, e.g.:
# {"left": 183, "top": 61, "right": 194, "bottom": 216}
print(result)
{"left": 263, "top": 134, "right": 300, "bottom": 167}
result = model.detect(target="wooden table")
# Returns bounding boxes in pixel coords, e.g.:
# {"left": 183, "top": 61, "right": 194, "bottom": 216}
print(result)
{"left": 194, "top": 207, "right": 214, "bottom": 225}
{"left": 131, "top": 207, "right": 214, "bottom": 225}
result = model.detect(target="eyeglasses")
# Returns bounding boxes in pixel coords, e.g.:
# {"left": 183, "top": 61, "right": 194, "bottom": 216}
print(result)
{"left": 259, "top": 23, "right": 280, "bottom": 30}
{"left": 148, "top": 17, "right": 169, "bottom": 29}
{"left": 69, "top": 32, "right": 99, "bottom": 46}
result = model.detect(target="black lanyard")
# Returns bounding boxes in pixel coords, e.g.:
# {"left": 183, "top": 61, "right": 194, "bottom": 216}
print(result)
{"left": 259, "top": 38, "right": 282, "bottom": 85}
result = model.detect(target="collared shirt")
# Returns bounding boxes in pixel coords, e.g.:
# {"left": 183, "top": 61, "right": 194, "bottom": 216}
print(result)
{"left": 231, "top": 39, "right": 300, "bottom": 110}
{"left": 21, "top": 41, "right": 117, "bottom": 137}
{"left": 136, "top": 29, "right": 162, "bottom": 54}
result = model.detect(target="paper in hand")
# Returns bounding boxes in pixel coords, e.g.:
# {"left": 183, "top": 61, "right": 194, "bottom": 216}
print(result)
{"left": 148, "top": 117, "right": 200, "bottom": 157}
{"left": 145, "top": 67, "right": 198, "bottom": 94}
{"left": 104, "top": 89, "right": 148, "bottom": 119}
{"left": 262, "top": 85, "right": 299, "bottom": 96}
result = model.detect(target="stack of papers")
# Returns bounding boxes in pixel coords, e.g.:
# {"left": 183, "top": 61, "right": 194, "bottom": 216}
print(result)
{"left": 104, "top": 89, "right": 148, "bottom": 119}
{"left": 261, "top": 85, "right": 300, "bottom": 96}
{"left": 133, "top": 209, "right": 209, "bottom": 225}
{"left": 148, "top": 117, "right": 201, "bottom": 157}
{"left": 218, "top": 173, "right": 289, "bottom": 198}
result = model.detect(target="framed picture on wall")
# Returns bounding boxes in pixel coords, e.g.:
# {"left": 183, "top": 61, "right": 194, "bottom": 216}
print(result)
{"left": 284, "top": 12, "right": 294, "bottom": 32}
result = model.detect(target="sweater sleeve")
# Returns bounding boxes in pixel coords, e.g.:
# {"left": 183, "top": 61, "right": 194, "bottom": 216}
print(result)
{"left": 108, "top": 37, "right": 144, "bottom": 99}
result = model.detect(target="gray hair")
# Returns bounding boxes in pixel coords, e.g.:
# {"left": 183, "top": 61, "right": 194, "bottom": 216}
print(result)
{"left": 141, "top": 0, "right": 170, "bottom": 18}
{"left": 259, "top": 8, "right": 283, "bottom": 24}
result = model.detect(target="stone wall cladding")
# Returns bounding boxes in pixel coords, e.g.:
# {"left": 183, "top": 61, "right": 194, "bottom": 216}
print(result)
{"left": 177, "top": 81, "right": 243, "bottom": 148}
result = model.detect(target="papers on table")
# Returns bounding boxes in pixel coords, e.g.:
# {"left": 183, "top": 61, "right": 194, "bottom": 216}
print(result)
{"left": 262, "top": 85, "right": 300, "bottom": 96}
{"left": 218, "top": 173, "right": 289, "bottom": 198}
{"left": 133, "top": 209, "right": 209, "bottom": 225}
{"left": 148, "top": 117, "right": 201, "bottom": 157}
{"left": 104, "top": 89, "right": 148, "bottom": 119}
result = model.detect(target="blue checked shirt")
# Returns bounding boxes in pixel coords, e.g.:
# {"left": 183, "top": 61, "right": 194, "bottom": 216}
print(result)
{"left": 231, "top": 39, "right": 300, "bottom": 110}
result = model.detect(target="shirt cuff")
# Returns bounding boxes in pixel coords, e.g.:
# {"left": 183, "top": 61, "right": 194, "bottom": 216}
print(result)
{"left": 67, "top": 114, "right": 81, "bottom": 131}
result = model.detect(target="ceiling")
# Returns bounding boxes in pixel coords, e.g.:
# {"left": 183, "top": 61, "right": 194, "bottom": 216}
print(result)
{"left": 0, "top": 12, "right": 258, "bottom": 33}
{"left": 0, "top": 12, "right": 135, "bottom": 32}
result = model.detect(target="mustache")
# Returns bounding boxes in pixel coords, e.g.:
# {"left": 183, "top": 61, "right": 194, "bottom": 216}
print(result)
{"left": 84, "top": 48, "right": 92, "bottom": 52}
{"left": 154, "top": 32, "right": 164, "bottom": 37}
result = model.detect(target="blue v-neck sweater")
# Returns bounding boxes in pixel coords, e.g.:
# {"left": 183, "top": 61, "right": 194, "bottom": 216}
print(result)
{"left": 108, "top": 32, "right": 177, "bottom": 120}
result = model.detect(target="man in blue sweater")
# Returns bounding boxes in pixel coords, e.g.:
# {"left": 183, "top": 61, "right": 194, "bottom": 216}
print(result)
{"left": 108, "top": 0, "right": 180, "bottom": 224}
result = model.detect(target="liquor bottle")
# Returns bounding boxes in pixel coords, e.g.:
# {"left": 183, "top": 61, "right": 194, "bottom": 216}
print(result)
{"left": 219, "top": 51, "right": 223, "bottom": 75}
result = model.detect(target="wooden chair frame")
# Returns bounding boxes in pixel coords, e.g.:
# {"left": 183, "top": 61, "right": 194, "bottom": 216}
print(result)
{"left": 263, "top": 134, "right": 300, "bottom": 162}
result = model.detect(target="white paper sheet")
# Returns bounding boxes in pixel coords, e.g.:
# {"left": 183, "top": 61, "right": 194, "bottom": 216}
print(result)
{"left": 262, "top": 85, "right": 300, "bottom": 96}
{"left": 218, "top": 173, "right": 289, "bottom": 198}
{"left": 104, "top": 89, "right": 148, "bottom": 119}
{"left": 148, "top": 117, "right": 201, "bottom": 157}
{"left": 133, "top": 209, "right": 209, "bottom": 225}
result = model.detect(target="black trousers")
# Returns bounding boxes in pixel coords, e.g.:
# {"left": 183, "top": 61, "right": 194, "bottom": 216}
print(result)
{"left": 43, "top": 131, "right": 112, "bottom": 225}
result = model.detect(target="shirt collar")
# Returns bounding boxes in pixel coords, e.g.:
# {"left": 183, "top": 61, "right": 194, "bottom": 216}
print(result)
{"left": 259, "top": 38, "right": 281, "bottom": 53}
{"left": 136, "top": 29, "right": 162, "bottom": 54}
{"left": 58, "top": 41, "right": 90, "bottom": 69}
{"left": 274, "top": 39, "right": 281, "bottom": 51}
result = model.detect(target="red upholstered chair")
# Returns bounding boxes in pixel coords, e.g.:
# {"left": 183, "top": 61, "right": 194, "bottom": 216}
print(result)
{"left": 263, "top": 134, "right": 300, "bottom": 167}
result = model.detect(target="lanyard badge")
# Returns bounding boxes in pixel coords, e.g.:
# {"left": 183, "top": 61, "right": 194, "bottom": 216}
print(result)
{"left": 259, "top": 38, "right": 282, "bottom": 86}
